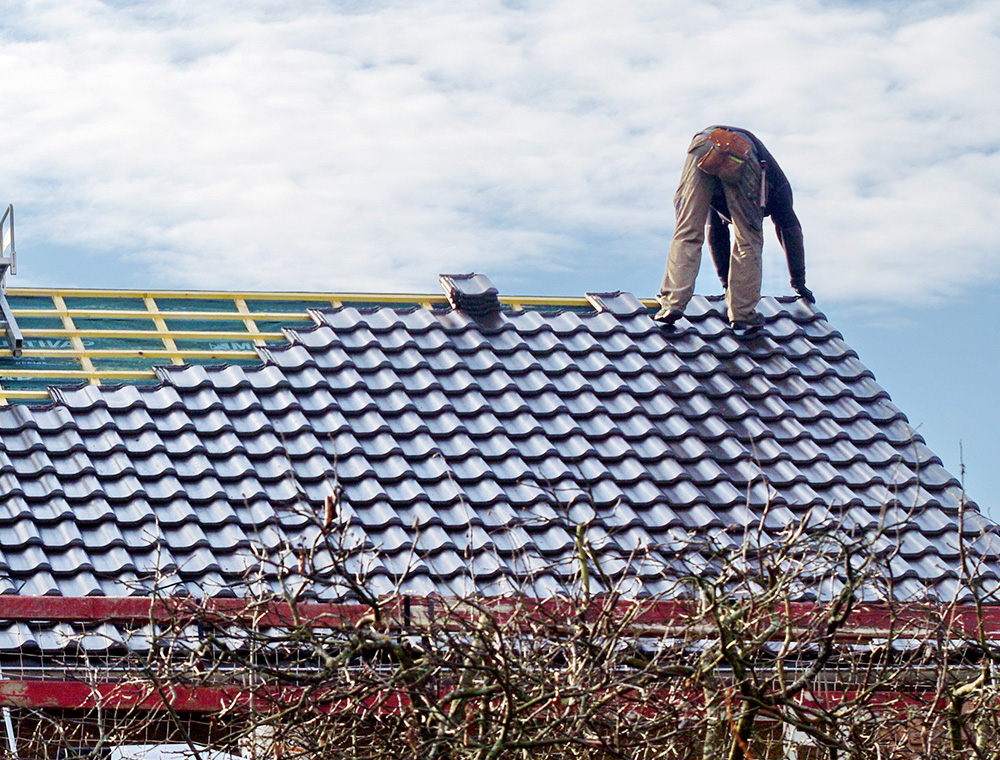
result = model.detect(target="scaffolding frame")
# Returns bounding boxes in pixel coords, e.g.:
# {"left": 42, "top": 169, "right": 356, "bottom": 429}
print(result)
{"left": 0, "top": 205, "right": 21, "bottom": 357}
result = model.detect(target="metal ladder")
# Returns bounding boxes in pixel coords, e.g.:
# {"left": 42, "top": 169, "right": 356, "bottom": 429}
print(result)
{"left": 0, "top": 205, "right": 22, "bottom": 356}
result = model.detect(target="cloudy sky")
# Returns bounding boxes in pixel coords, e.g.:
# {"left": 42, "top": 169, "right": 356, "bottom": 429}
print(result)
{"left": 0, "top": 0, "right": 998, "bottom": 511}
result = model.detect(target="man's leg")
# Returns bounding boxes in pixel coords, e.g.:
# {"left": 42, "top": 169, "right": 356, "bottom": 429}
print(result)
{"left": 659, "top": 135, "right": 715, "bottom": 315}
{"left": 723, "top": 159, "right": 764, "bottom": 323}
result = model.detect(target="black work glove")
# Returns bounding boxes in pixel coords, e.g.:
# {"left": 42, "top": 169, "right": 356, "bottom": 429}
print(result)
{"left": 793, "top": 283, "right": 815, "bottom": 304}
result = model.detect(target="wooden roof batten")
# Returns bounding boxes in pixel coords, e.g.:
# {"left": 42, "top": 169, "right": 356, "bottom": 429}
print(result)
{"left": 0, "top": 284, "right": 602, "bottom": 404}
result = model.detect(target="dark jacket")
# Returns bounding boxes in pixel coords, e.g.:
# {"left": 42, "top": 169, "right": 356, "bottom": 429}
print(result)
{"left": 706, "top": 126, "right": 807, "bottom": 291}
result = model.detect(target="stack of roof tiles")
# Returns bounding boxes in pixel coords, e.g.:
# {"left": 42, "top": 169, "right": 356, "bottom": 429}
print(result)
{"left": 439, "top": 273, "right": 502, "bottom": 318}
{"left": 0, "top": 275, "right": 996, "bottom": 611}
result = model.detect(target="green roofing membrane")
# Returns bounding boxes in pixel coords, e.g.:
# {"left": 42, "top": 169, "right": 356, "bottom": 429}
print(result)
{"left": 163, "top": 318, "right": 249, "bottom": 332}
{"left": 23, "top": 337, "right": 73, "bottom": 350}
{"left": 5, "top": 295, "right": 57, "bottom": 310}
{"left": 242, "top": 298, "right": 327, "bottom": 313}
{"left": 343, "top": 300, "right": 431, "bottom": 311}
{"left": 154, "top": 297, "right": 241, "bottom": 313}
{"left": 72, "top": 317, "right": 159, "bottom": 332}
{"left": 524, "top": 303, "right": 597, "bottom": 314}
{"left": 252, "top": 319, "right": 310, "bottom": 333}
{"left": 174, "top": 338, "right": 260, "bottom": 351}
{"left": 61, "top": 296, "right": 148, "bottom": 311}
{"left": 0, "top": 354, "right": 81, "bottom": 370}
{"left": 83, "top": 335, "right": 168, "bottom": 351}
{"left": 184, "top": 356, "right": 262, "bottom": 368}
{"left": 1, "top": 376, "right": 85, "bottom": 392}
{"left": 88, "top": 357, "right": 167, "bottom": 371}
{"left": 18, "top": 316, "right": 65, "bottom": 330}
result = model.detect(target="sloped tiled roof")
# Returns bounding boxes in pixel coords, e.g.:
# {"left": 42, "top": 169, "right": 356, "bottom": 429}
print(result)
{"left": 0, "top": 280, "right": 996, "bottom": 607}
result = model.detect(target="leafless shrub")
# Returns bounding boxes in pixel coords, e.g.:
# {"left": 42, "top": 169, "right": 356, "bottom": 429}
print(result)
{"left": 5, "top": 489, "right": 999, "bottom": 760}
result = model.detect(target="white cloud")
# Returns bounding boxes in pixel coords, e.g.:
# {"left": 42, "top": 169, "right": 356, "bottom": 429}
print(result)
{"left": 0, "top": 0, "right": 995, "bottom": 302}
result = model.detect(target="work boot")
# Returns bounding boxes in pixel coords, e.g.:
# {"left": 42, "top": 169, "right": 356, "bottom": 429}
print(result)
{"left": 653, "top": 306, "right": 682, "bottom": 325}
{"left": 730, "top": 312, "right": 764, "bottom": 330}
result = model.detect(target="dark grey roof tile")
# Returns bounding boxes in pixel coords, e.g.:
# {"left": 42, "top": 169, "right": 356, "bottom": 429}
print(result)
{"left": 895, "top": 529, "right": 939, "bottom": 558}
{"left": 901, "top": 508, "right": 952, "bottom": 536}
{"left": 536, "top": 413, "right": 579, "bottom": 439}
{"left": 666, "top": 434, "right": 716, "bottom": 463}
{"left": 896, "top": 440, "right": 943, "bottom": 468}
{"left": 495, "top": 349, "right": 540, "bottom": 375}
{"left": 967, "top": 531, "right": 1000, "bottom": 559}
{"left": 26, "top": 406, "right": 75, "bottom": 430}
{"left": 173, "top": 546, "right": 222, "bottom": 575}
{"left": 794, "top": 459, "right": 851, "bottom": 486}
{"left": 52, "top": 571, "right": 105, "bottom": 598}
{"left": 841, "top": 376, "right": 889, "bottom": 403}
{"left": 47, "top": 384, "right": 100, "bottom": 408}
{"left": 441, "top": 389, "right": 487, "bottom": 416}
{"left": 1, "top": 428, "right": 46, "bottom": 453}
{"left": 587, "top": 291, "right": 645, "bottom": 316}
{"left": 635, "top": 503, "right": 685, "bottom": 530}
{"left": 523, "top": 389, "right": 574, "bottom": 420}
{"left": 15, "top": 572, "right": 62, "bottom": 597}
{"left": 533, "top": 349, "right": 577, "bottom": 376}
{"left": 38, "top": 522, "right": 85, "bottom": 551}
{"left": 876, "top": 419, "right": 924, "bottom": 446}
{"left": 588, "top": 434, "right": 634, "bottom": 461}
{"left": 282, "top": 324, "right": 338, "bottom": 352}
{"left": 263, "top": 343, "right": 316, "bottom": 370}
{"left": 674, "top": 501, "right": 725, "bottom": 529}
{"left": 554, "top": 330, "right": 600, "bottom": 356}
{"left": 285, "top": 367, "right": 343, "bottom": 392}
{"left": 602, "top": 457, "right": 649, "bottom": 484}
{"left": 553, "top": 392, "right": 600, "bottom": 419}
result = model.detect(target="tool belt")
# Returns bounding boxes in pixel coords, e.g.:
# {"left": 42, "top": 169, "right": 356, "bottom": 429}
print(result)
{"left": 697, "top": 128, "right": 753, "bottom": 183}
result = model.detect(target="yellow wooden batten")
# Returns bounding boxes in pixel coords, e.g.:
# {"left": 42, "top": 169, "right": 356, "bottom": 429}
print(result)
{"left": 1, "top": 349, "right": 258, "bottom": 360}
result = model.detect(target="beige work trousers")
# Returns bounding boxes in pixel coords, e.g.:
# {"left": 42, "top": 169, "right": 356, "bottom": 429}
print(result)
{"left": 659, "top": 132, "right": 764, "bottom": 322}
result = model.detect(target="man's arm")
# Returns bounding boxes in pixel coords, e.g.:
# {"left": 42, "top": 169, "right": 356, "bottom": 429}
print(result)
{"left": 769, "top": 184, "right": 815, "bottom": 303}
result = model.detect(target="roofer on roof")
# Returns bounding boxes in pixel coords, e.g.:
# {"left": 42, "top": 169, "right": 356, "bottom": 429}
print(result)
{"left": 655, "top": 126, "right": 814, "bottom": 330}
